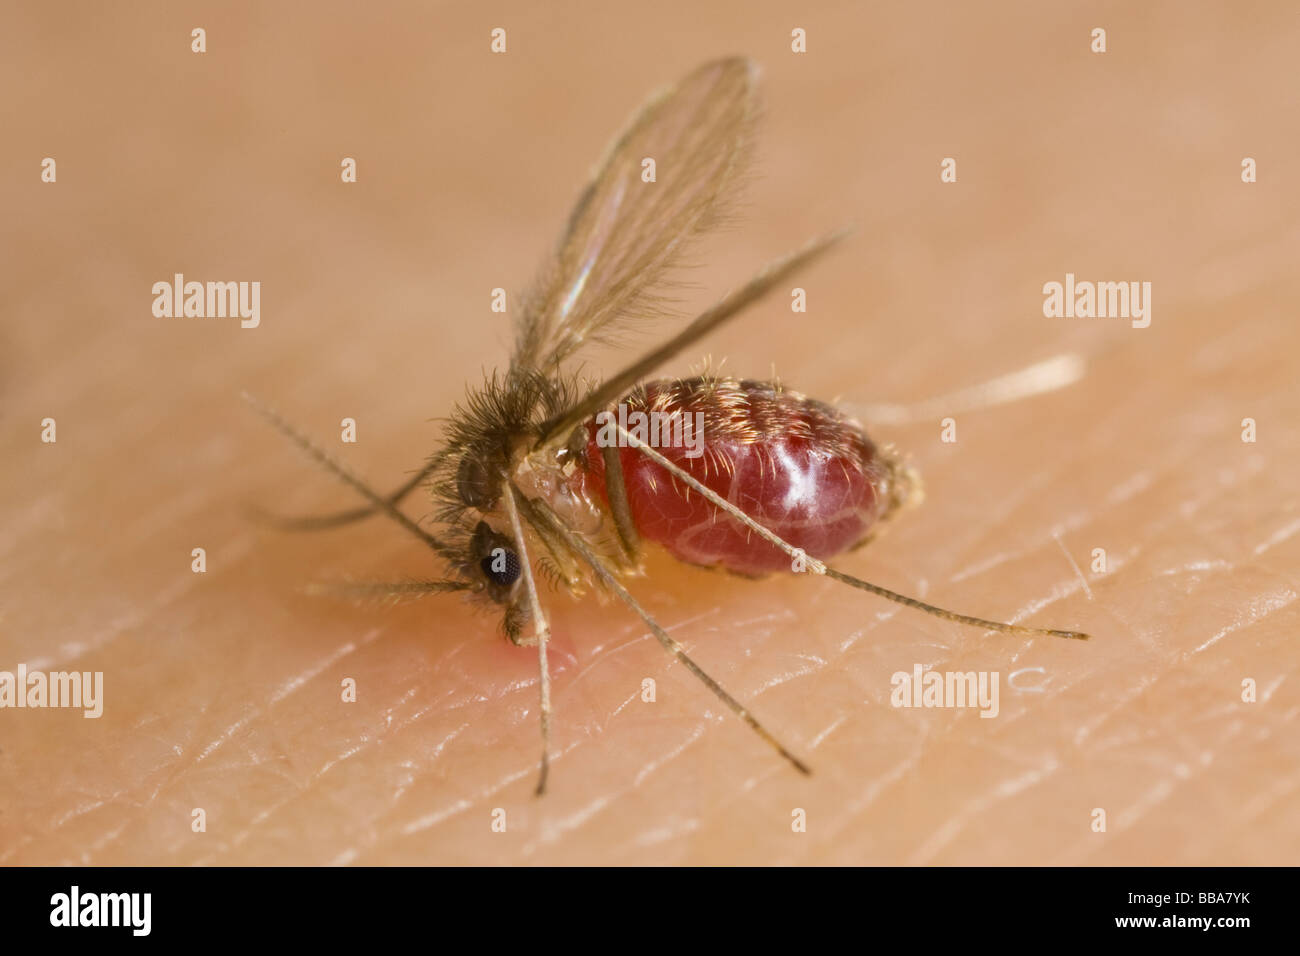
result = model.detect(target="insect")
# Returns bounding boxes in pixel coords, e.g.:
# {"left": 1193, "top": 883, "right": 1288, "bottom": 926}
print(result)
{"left": 247, "top": 57, "right": 1088, "bottom": 795}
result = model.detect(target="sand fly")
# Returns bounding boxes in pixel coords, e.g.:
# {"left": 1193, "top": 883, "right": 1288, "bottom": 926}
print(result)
{"left": 247, "top": 57, "right": 1088, "bottom": 795}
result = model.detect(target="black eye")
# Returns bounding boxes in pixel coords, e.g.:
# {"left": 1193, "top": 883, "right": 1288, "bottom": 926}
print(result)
{"left": 480, "top": 547, "right": 521, "bottom": 588}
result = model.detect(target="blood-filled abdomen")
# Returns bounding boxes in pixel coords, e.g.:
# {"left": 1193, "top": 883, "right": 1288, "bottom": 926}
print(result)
{"left": 577, "top": 377, "right": 908, "bottom": 577}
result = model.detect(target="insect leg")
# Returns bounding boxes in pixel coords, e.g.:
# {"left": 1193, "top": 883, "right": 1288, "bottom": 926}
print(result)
{"left": 616, "top": 424, "right": 1091, "bottom": 641}
{"left": 243, "top": 392, "right": 457, "bottom": 561}
{"left": 525, "top": 495, "right": 812, "bottom": 777}
{"left": 248, "top": 458, "right": 443, "bottom": 532}
{"left": 502, "top": 483, "right": 554, "bottom": 797}
{"left": 301, "top": 578, "right": 470, "bottom": 605}
{"left": 599, "top": 444, "right": 641, "bottom": 562}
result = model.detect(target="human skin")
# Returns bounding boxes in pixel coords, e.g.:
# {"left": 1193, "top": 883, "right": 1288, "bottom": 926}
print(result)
{"left": 2, "top": 2, "right": 1297, "bottom": 865}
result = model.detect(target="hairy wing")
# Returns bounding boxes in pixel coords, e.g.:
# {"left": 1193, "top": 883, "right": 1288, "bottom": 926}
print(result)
{"left": 513, "top": 57, "right": 760, "bottom": 371}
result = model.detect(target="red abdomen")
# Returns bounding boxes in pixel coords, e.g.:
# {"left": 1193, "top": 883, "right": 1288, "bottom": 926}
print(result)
{"left": 579, "top": 377, "right": 904, "bottom": 576}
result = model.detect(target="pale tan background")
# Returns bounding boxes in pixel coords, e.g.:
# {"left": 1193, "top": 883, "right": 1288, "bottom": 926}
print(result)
{"left": 2, "top": 1, "right": 1297, "bottom": 865}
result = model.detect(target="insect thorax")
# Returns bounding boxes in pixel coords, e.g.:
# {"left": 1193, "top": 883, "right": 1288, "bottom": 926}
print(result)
{"left": 428, "top": 368, "right": 614, "bottom": 598}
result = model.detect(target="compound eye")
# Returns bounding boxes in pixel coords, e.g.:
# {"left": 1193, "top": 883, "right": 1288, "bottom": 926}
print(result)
{"left": 479, "top": 547, "right": 521, "bottom": 588}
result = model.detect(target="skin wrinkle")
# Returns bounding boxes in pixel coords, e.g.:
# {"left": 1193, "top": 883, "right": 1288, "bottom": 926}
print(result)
{"left": 1189, "top": 589, "right": 1297, "bottom": 656}
{"left": 564, "top": 609, "right": 720, "bottom": 724}
{"left": 1254, "top": 516, "right": 1300, "bottom": 556}
{"left": 944, "top": 468, "right": 1057, "bottom": 582}
{"left": 909, "top": 759, "right": 1063, "bottom": 865}
{"left": 199, "top": 634, "right": 522, "bottom": 862}
{"left": 944, "top": 394, "right": 1239, "bottom": 587}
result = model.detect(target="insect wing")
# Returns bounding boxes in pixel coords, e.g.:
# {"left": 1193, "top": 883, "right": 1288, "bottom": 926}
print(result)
{"left": 514, "top": 57, "right": 759, "bottom": 371}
